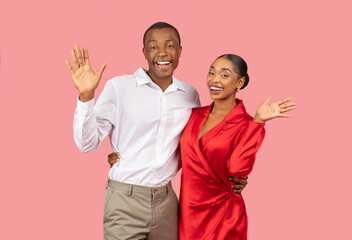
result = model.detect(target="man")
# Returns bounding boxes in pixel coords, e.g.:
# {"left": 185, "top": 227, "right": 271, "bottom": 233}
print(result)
{"left": 66, "top": 22, "right": 247, "bottom": 240}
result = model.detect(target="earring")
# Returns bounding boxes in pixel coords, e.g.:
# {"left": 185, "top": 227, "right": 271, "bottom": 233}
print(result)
{"left": 237, "top": 88, "right": 240, "bottom": 92}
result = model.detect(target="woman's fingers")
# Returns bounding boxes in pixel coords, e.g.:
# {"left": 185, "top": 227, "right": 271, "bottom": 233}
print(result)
{"left": 280, "top": 106, "right": 296, "bottom": 113}
{"left": 108, "top": 152, "right": 120, "bottom": 158}
{"left": 263, "top": 96, "right": 270, "bottom": 105}
{"left": 280, "top": 103, "right": 296, "bottom": 108}
{"left": 276, "top": 97, "right": 292, "bottom": 106}
{"left": 278, "top": 114, "right": 292, "bottom": 118}
{"left": 108, "top": 152, "right": 120, "bottom": 169}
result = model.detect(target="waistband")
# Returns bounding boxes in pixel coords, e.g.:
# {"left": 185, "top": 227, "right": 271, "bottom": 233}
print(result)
{"left": 106, "top": 179, "right": 172, "bottom": 194}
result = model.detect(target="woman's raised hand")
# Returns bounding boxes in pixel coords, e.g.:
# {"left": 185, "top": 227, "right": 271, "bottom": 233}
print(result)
{"left": 253, "top": 97, "right": 296, "bottom": 123}
{"left": 65, "top": 44, "right": 107, "bottom": 102}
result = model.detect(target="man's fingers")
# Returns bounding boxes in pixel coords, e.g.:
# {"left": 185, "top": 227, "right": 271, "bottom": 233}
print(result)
{"left": 65, "top": 59, "right": 75, "bottom": 75}
{"left": 229, "top": 177, "right": 248, "bottom": 185}
{"left": 71, "top": 49, "right": 79, "bottom": 69}
{"left": 231, "top": 184, "right": 244, "bottom": 190}
{"left": 97, "top": 62, "right": 107, "bottom": 77}
{"left": 74, "top": 44, "right": 84, "bottom": 66}
{"left": 83, "top": 46, "right": 90, "bottom": 65}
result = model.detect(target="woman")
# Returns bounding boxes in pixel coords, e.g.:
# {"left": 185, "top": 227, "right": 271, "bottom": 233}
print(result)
{"left": 108, "top": 54, "right": 295, "bottom": 239}
{"left": 178, "top": 54, "right": 294, "bottom": 239}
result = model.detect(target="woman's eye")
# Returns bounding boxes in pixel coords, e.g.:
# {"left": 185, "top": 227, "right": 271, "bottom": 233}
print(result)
{"left": 221, "top": 74, "right": 228, "bottom": 78}
{"left": 208, "top": 72, "right": 214, "bottom": 75}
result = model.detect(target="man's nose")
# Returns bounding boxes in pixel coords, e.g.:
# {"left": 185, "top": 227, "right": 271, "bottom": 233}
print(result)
{"left": 157, "top": 47, "right": 167, "bottom": 57}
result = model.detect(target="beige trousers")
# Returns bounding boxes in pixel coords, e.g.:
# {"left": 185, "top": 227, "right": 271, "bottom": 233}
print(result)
{"left": 103, "top": 179, "right": 178, "bottom": 240}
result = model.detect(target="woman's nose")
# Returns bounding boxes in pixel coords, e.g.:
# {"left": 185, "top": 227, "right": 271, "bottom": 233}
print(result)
{"left": 212, "top": 75, "right": 221, "bottom": 83}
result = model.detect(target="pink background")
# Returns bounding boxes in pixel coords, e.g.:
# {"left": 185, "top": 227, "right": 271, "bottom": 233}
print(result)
{"left": 1, "top": 0, "right": 351, "bottom": 239}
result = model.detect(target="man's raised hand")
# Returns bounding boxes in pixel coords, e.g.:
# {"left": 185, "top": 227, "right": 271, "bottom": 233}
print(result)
{"left": 65, "top": 44, "right": 107, "bottom": 102}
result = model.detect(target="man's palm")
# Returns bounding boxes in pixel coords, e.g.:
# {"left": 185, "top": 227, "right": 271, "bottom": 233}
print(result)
{"left": 66, "top": 44, "right": 107, "bottom": 96}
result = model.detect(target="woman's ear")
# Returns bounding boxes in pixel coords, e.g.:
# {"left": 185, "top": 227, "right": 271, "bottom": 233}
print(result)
{"left": 237, "top": 76, "right": 245, "bottom": 89}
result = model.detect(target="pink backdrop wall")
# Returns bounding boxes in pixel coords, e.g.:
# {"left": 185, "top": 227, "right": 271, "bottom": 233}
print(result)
{"left": 1, "top": 0, "right": 351, "bottom": 239}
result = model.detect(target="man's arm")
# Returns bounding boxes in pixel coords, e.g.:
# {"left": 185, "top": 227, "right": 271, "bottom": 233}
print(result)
{"left": 66, "top": 45, "right": 113, "bottom": 152}
{"left": 106, "top": 152, "right": 249, "bottom": 194}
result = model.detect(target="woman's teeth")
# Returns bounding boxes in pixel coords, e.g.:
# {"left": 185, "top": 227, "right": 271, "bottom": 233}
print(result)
{"left": 210, "top": 86, "right": 223, "bottom": 91}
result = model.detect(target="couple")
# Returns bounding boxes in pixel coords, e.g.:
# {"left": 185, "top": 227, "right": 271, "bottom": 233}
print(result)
{"left": 66, "top": 22, "right": 295, "bottom": 240}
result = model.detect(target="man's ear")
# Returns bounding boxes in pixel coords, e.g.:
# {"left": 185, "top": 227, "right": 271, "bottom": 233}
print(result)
{"left": 178, "top": 45, "right": 182, "bottom": 58}
{"left": 142, "top": 47, "right": 147, "bottom": 59}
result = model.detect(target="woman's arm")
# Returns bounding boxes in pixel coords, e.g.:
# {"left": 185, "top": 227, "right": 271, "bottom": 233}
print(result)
{"left": 228, "top": 97, "right": 296, "bottom": 177}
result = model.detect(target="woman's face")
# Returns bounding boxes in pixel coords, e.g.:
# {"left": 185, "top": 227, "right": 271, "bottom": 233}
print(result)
{"left": 206, "top": 57, "right": 244, "bottom": 101}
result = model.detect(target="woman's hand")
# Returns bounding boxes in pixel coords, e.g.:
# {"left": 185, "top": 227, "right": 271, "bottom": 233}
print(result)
{"left": 108, "top": 152, "right": 120, "bottom": 168}
{"left": 253, "top": 97, "right": 296, "bottom": 123}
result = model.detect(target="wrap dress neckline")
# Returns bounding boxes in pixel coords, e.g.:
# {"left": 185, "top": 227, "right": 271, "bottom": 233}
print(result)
{"left": 194, "top": 99, "right": 248, "bottom": 189}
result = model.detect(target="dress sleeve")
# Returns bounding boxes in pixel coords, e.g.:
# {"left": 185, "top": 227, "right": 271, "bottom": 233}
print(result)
{"left": 73, "top": 80, "right": 118, "bottom": 152}
{"left": 227, "top": 121, "right": 265, "bottom": 178}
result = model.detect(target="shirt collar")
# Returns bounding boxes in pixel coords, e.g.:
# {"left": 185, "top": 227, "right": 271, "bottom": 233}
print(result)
{"left": 134, "top": 68, "right": 186, "bottom": 93}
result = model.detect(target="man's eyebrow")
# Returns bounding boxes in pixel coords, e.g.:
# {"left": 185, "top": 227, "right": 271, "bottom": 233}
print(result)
{"left": 148, "top": 39, "right": 174, "bottom": 43}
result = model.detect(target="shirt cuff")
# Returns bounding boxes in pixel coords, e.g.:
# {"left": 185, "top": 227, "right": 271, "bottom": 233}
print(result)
{"left": 76, "top": 96, "right": 95, "bottom": 114}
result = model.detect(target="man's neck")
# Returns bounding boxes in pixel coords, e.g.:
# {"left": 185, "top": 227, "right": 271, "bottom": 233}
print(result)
{"left": 146, "top": 71, "right": 173, "bottom": 92}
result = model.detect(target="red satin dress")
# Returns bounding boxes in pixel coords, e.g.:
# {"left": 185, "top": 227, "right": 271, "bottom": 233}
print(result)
{"left": 178, "top": 100, "right": 265, "bottom": 240}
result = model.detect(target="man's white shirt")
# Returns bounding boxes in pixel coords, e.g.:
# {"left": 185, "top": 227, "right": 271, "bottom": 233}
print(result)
{"left": 74, "top": 68, "right": 200, "bottom": 187}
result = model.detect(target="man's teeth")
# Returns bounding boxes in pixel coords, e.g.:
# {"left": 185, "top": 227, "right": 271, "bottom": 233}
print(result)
{"left": 210, "top": 86, "right": 223, "bottom": 91}
{"left": 157, "top": 61, "right": 170, "bottom": 65}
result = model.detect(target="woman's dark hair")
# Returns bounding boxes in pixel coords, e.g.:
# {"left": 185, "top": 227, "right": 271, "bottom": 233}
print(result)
{"left": 217, "top": 54, "right": 249, "bottom": 90}
{"left": 143, "top": 22, "right": 181, "bottom": 46}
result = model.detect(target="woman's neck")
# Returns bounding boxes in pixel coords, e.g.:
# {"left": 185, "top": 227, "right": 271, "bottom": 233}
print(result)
{"left": 212, "top": 97, "right": 237, "bottom": 115}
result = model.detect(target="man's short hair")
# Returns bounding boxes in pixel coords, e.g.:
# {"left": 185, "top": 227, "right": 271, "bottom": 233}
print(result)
{"left": 143, "top": 22, "right": 181, "bottom": 46}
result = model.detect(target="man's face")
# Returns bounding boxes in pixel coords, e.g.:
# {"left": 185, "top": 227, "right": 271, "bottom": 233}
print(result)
{"left": 143, "top": 28, "right": 182, "bottom": 82}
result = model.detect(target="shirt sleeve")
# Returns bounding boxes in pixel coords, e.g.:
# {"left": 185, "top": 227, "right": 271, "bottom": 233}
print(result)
{"left": 227, "top": 121, "right": 265, "bottom": 178}
{"left": 73, "top": 80, "right": 118, "bottom": 152}
{"left": 194, "top": 91, "right": 201, "bottom": 108}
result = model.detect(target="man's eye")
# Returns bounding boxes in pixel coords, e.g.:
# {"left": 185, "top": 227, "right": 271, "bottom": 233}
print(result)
{"left": 151, "top": 46, "right": 157, "bottom": 49}
{"left": 167, "top": 45, "right": 173, "bottom": 48}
